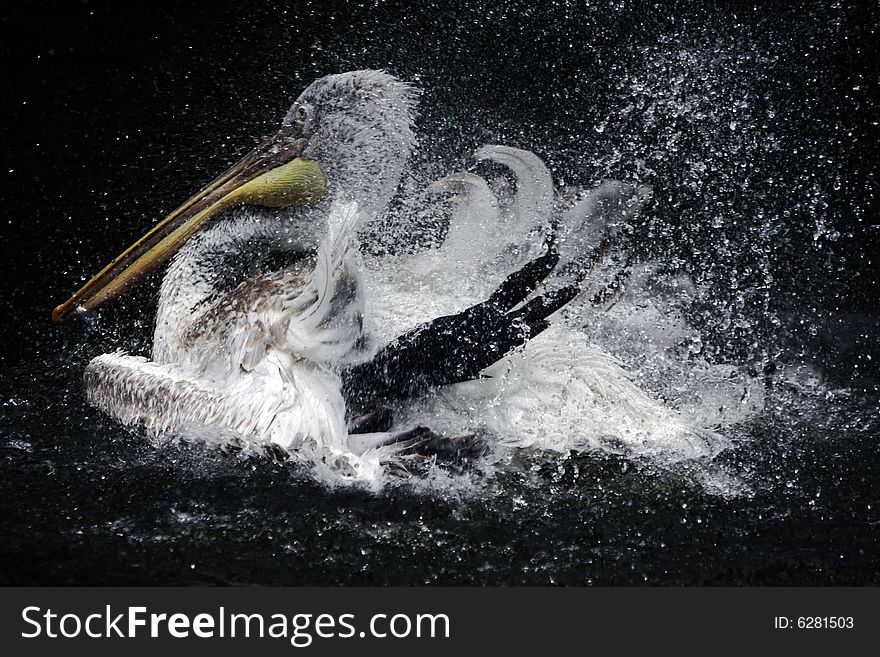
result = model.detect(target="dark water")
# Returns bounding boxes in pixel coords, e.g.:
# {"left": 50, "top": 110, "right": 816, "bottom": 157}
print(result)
{"left": 1, "top": 0, "right": 878, "bottom": 585}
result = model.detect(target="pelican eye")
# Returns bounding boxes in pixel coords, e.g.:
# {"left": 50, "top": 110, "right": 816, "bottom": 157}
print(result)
{"left": 286, "top": 102, "right": 312, "bottom": 132}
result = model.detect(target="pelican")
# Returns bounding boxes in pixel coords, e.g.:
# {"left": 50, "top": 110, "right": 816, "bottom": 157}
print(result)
{"left": 52, "top": 70, "right": 571, "bottom": 479}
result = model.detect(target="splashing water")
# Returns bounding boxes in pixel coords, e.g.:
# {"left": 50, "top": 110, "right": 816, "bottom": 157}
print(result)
{"left": 346, "top": 141, "right": 764, "bottom": 491}
{"left": 2, "top": 0, "right": 877, "bottom": 584}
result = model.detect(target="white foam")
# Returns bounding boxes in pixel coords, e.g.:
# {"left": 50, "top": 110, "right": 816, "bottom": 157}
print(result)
{"left": 353, "top": 145, "right": 765, "bottom": 482}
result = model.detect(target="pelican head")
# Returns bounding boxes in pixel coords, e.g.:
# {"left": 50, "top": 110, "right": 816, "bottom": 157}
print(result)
{"left": 293, "top": 70, "right": 417, "bottom": 216}
{"left": 52, "top": 70, "right": 417, "bottom": 323}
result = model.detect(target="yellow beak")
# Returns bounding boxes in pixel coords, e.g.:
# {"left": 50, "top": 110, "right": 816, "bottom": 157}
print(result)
{"left": 52, "top": 126, "right": 327, "bottom": 323}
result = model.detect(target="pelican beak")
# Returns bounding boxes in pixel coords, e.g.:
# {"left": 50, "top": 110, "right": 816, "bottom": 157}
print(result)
{"left": 52, "top": 127, "right": 327, "bottom": 323}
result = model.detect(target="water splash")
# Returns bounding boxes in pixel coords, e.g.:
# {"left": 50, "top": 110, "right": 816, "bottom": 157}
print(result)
{"left": 355, "top": 142, "right": 765, "bottom": 491}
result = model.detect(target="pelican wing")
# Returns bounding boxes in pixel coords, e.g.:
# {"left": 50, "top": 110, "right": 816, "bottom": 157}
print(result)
{"left": 178, "top": 201, "right": 365, "bottom": 377}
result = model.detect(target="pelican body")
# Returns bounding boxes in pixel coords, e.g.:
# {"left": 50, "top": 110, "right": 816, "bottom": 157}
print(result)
{"left": 51, "top": 72, "right": 422, "bottom": 468}
{"left": 55, "top": 69, "right": 657, "bottom": 477}
{"left": 54, "top": 68, "right": 588, "bottom": 480}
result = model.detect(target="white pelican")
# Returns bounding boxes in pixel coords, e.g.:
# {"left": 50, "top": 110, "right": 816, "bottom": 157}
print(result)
{"left": 52, "top": 70, "right": 572, "bottom": 479}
